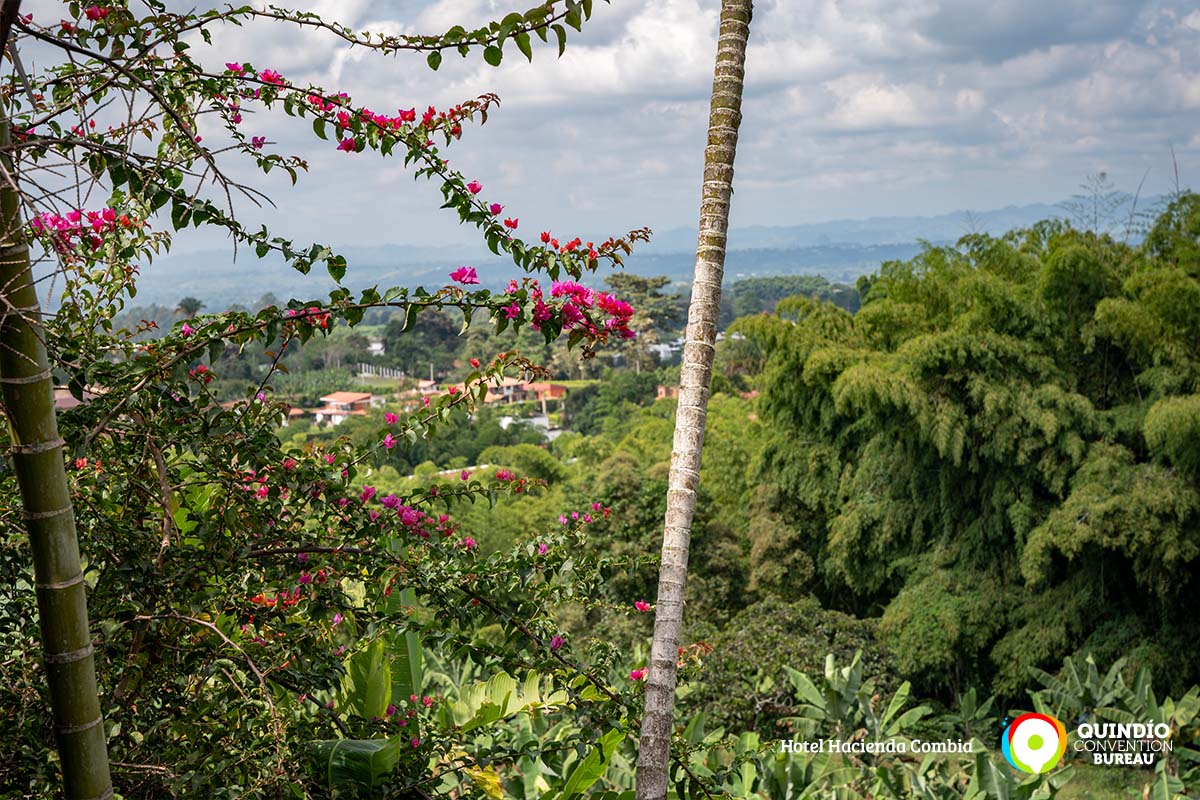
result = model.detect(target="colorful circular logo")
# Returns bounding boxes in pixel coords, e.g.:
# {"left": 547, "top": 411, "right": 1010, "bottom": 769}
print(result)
{"left": 1002, "top": 712, "right": 1067, "bottom": 773}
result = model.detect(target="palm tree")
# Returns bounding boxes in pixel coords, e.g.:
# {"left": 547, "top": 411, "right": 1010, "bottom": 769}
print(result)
{"left": 635, "top": 2, "right": 752, "bottom": 798}
{"left": 0, "top": 116, "right": 113, "bottom": 796}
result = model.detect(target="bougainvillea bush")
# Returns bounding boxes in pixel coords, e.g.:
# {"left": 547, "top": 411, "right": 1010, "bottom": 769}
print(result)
{"left": 0, "top": 1, "right": 678, "bottom": 796}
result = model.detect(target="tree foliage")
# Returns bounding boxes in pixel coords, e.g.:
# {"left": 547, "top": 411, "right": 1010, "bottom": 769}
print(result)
{"left": 740, "top": 197, "right": 1200, "bottom": 696}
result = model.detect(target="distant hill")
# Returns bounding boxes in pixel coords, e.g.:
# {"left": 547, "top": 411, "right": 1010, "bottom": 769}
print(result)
{"left": 107, "top": 197, "right": 1159, "bottom": 309}
{"left": 644, "top": 202, "right": 1069, "bottom": 252}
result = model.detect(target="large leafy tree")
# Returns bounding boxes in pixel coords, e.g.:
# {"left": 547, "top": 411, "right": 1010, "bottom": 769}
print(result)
{"left": 739, "top": 198, "right": 1200, "bottom": 697}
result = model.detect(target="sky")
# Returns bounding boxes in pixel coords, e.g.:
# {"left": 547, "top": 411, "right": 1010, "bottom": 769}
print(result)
{"left": 24, "top": 0, "right": 1200, "bottom": 252}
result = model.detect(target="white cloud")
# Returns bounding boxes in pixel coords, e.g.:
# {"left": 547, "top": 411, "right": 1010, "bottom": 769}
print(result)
{"left": 45, "top": 0, "right": 1193, "bottom": 251}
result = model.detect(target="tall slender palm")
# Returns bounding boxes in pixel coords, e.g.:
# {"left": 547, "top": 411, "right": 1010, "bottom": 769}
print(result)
{"left": 0, "top": 115, "right": 113, "bottom": 797}
{"left": 635, "top": 2, "right": 752, "bottom": 798}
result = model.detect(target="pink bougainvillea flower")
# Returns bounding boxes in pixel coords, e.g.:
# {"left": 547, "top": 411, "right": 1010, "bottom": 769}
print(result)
{"left": 422, "top": 396, "right": 431, "bottom": 408}
{"left": 630, "top": 669, "right": 647, "bottom": 681}
{"left": 550, "top": 635, "right": 565, "bottom": 651}
{"left": 385, "top": 412, "right": 398, "bottom": 425}
{"left": 225, "top": 62, "right": 244, "bottom": 74}
{"left": 503, "top": 217, "right": 519, "bottom": 230}
{"left": 461, "top": 537, "right": 476, "bottom": 549}
{"left": 231, "top": 112, "right": 243, "bottom": 124}
{"left": 381, "top": 434, "right": 396, "bottom": 449}
{"left": 359, "top": 486, "right": 377, "bottom": 504}
{"left": 538, "top": 542, "right": 548, "bottom": 555}
{"left": 259, "top": 69, "right": 284, "bottom": 86}
{"left": 84, "top": 6, "right": 108, "bottom": 21}
{"left": 503, "top": 303, "right": 520, "bottom": 319}
{"left": 466, "top": 180, "right": 482, "bottom": 194}
{"left": 469, "top": 358, "right": 480, "bottom": 368}
{"left": 181, "top": 322, "right": 194, "bottom": 337}
{"left": 448, "top": 385, "right": 459, "bottom": 396}
{"left": 488, "top": 203, "right": 503, "bottom": 215}
{"left": 337, "top": 137, "right": 356, "bottom": 153}
{"left": 559, "top": 515, "right": 568, "bottom": 525}
{"left": 460, "top": 470, "right": 471, "bottom": 481}
{"left": 634, "top": 600, "right": 652, "bottom": 612}
{"left": 449, "top": 266, "right": 479, "bottom": 285}
{"left": 251, "top": 136, "right": 265, "bottom": 149}
{"left": 331, "top": 612, "right": 343, "bottom": 627}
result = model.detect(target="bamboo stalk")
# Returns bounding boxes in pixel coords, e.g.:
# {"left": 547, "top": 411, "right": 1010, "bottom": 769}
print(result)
{"left": 0, "top": 118, "right": 113, "bottom": 799}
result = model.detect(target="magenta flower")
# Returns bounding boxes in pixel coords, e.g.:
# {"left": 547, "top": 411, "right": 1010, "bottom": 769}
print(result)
{"left": 337, "top": 137, "right": 356, "bottom": 153}
{"left": 382, "top": 434, "right": 396, "bottom": 449}
{"left": 449, "top": 266, "right": 479, "bottom": 285}
{"left": 504, "top": 303, "right": 520, "bottom": 319}
{"left": 84, "top": 6, "right": 108, "bottom": 21}
{"left": 259, "top": 69, "right": 284, "bottom": 86}
{"left": 225, "top": 62, "right": 244, "bottom": 74}
{"left": 538, "top": 542, "right": 548, "bottom": 555}
{"left": 385, "top": 411, "right": 398, "bottom": 425}
{"left": 360, "top": 486, "right": 377, "bottom": 504}
{"left": 461, "top": 537, "right": 476, "bottom": 549}
{"left": 634, "top": 600, "right": 652, "bottom": 612}
{"left": 251, "top": 136, "right": 265, "bottom": 149}
{"left": 630, "top": 669, "right": 647, "bottom": 681}
{"left": 550, "top": 635, "right": 565, "bottom": 651}
{"left": 298, "top": 573, "right": 313, "bottom": 585}
{"left": 488, "top": 203, "right": 503, "bottom": 215}
{"left": 460, "top": 470, "right": 471, "bottom": 480}
{"left": 332, "top": 612, "right": 343, "bottom": 627}
{"left": 385, "top": 703, "right": 397, "bottom": 716}
{"left": 181, "top": 322, "right": 194, "bottom": 337}
{"left": 466, "top": 180, "right": 482, "bottom": 194}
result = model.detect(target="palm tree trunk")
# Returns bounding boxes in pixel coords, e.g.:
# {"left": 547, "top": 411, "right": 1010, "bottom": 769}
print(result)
{"left": 0, "top": 119, "right": 113, "bottom": 798}
{"left": 634, "top": 2, "right": 752, "bottom": 798}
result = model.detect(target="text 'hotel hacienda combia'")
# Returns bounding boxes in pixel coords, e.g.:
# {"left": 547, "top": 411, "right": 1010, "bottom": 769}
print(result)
{"left": 779, "top": 739, "right": 974, "bottom": 755}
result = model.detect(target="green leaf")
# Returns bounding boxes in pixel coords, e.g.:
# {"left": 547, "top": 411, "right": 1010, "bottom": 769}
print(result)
{"left": 310, "top": 738, "right": 402, "bottom": 788}
{"left": 564, "top": 5, "right": 583, "bottom": 31}
{"left": 561, "top": 728, "right": 625, "bottom": 798}
{"left": 312, "top": 117, "right": 327, "bottom": 140}
{"left": 483, "top": 45, "right": 503, "bottom": 67}
{"left": 515, "top": 31, "right": 533, "bottom": 62}
{"left": 342, "top": 640, "right": 391, "bottom": 719}
{"left": 552, "top": 24, "right": 567, "bottom": 57}
{"left": 427, "top": 51, "right": 442, "bottom": 70}
{"left": 391, "top": 590, "right": 424, "bottom": 702}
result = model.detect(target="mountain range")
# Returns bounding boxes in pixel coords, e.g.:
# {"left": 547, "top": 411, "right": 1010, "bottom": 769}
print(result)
{"left": 100, "top": 197, "right": 1161, "bottom": 309}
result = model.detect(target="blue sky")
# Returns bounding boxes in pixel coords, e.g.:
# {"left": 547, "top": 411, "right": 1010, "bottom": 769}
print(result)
{"left": 28, "top": 0, "right": 1200, "bottom": 252}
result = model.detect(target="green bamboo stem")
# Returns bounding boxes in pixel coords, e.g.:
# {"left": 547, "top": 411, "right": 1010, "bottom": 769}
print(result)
{"left": 0, "top": 119, "right": 113, "bottom": 799}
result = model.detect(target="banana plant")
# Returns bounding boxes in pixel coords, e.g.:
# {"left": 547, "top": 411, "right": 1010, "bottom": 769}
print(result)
{"left": 1029, "top": 654, "right": 1128, "bottom": 724}
{"left": 782, "top": 651, "right": 930, "bottom": 743}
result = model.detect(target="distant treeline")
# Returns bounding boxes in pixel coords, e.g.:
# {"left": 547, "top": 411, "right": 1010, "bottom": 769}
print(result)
{"left": 719, "top": 274, "right": 859, "bottom": 327}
